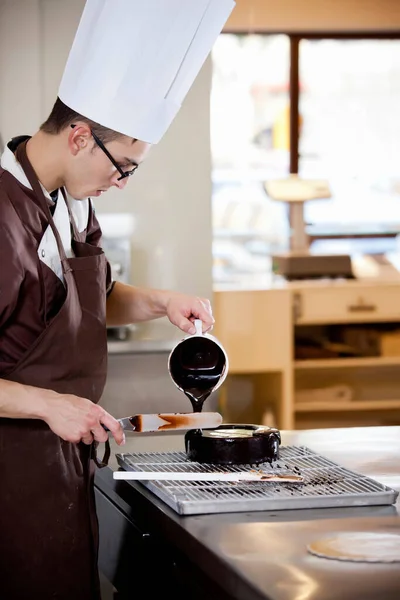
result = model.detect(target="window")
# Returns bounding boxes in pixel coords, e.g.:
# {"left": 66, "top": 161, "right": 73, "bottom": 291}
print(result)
{"left": 300, "top": 39, "right": 400, "bottom": 255}
{"left": 211, "top": 35, "right": 400, "bottom": 282}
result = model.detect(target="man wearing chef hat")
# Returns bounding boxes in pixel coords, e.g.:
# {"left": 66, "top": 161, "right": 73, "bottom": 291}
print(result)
{"left": 0, "top": 1, "right": 235, "bottom": 598}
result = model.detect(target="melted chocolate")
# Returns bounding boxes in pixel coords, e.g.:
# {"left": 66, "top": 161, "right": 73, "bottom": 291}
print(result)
{"left": 169, "top": 336, "right": 226, "bottom": 412}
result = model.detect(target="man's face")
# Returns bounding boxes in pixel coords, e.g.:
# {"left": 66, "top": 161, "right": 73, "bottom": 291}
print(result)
{"left": 64, "top": 124, "right": 151, "bottom": 200}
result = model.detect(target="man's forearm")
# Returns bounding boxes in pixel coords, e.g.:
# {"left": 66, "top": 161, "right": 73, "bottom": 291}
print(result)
{"left": 106, "top": 281, "right": 215, "bottom": 335}
{"left": 106, "top": 281, "right": 170, "bottom": 326}
{"left": 0, "top": 378, "right": 50, "bottom": 419}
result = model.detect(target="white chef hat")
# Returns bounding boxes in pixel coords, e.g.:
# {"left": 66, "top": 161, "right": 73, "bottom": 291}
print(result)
{"left": 58, "top": 0, "right": 235, "bottom": 144}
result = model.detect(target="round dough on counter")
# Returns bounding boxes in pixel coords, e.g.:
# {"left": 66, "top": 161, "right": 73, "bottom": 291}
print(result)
{"left": 307, "top": 532, "right": 400, "bottom": 563}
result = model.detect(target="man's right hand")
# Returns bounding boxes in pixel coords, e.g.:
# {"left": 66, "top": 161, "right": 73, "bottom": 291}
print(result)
{"left": 42, "top": 393, "right": 125, "bottom": 446}
{"left": 0, "top": 379, "right": 124, "bottom": 446}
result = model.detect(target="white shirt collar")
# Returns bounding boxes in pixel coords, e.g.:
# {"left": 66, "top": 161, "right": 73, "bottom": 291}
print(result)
{"left": 0, "top": 144, "right": 54, "bottom": 202}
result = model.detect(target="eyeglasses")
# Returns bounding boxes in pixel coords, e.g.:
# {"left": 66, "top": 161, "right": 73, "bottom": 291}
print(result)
{"left": 71, "top": 124, "right": 138, "bottom": 181}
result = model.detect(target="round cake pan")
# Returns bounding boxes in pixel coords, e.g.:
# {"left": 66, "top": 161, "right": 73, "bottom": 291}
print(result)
{"left": 185, "top": 424, "right": 281, "bottom": 465}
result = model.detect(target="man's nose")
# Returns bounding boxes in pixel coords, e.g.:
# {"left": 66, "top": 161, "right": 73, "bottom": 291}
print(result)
{"left": 111, "top": 174, "right": 129, "bottom": 190}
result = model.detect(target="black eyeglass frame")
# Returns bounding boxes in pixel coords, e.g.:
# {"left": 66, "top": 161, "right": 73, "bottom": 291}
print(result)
{"left": 70, "top": 124, "right": 137, "bottom": 181}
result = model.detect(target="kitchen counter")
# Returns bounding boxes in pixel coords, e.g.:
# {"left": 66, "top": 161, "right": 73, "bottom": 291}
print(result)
{"left": 94, "top": 426, "right": 400, "bottom": 600}
{"left": 107, "top": 318, "right": 182, "bottom": 355}
{"left": 107, "top": 338, "right": 176, "bottom": 354}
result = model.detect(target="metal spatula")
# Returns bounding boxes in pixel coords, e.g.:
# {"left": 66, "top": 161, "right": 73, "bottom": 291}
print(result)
{"left": 105, "top": 411, "right": 223, "bottom": 433}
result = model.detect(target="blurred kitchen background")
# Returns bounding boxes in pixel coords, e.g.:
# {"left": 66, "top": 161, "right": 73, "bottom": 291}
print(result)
{"left": 1, "top": 0, "right": 400, "bottom": 427}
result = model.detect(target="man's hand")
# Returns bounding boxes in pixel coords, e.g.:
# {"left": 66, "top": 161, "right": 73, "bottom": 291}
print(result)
{"left": 42, "top": 393, "right": 125, "bottom": 446}
{"left": 165, "top": 292, "right": 214, "bottom": 334}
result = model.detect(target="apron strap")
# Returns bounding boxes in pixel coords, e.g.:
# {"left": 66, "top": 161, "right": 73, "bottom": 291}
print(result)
{"left": 92, "top": 440, "right": 111, "bottom": 468}
{"left": 15, "top": 141, "right": 71, "bottom": 270}
{"left": 60, "top": 187, "right": 82, "bottom": 242}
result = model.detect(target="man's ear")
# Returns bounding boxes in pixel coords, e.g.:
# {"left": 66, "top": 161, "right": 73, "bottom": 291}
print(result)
{"left": 68, "top": 123, "right": 92, "bottom": 156}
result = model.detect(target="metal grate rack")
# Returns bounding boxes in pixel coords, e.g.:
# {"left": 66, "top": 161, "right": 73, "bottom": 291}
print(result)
{"left": 116, "top": 445, "right": 398, "bottom": 515}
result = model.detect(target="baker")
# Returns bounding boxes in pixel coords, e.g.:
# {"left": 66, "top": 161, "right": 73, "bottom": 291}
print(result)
{"left": 0, "top": 0, "right": 235, "bottom": 598}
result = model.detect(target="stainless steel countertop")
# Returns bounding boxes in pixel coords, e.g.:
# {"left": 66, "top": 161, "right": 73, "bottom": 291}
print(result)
{"left": 107, "top": 320, "right": 181, "bottom": 354}
{"left": 107, "top": 339, "right": 176, "bottom": 354}
{"left": 103, "top": 426, "right": 400, "bottom": 600}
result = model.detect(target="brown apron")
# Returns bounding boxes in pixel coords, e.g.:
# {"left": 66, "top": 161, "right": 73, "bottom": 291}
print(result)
{"left": 0, "top": 141, "right": 108, "bottom": 599}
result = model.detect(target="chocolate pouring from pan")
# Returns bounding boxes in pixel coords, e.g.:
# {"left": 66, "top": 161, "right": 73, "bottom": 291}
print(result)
{"left": 168, "top": 319, "right": 229, "bottom": 412}
{"left": 105, "top": 411, "right": 223, "bottom": 433}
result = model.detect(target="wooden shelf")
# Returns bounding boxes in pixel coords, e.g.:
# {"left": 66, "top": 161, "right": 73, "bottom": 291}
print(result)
{"left": 294, "top": 356, "right": 400, "bottom": 370}
{"left": 295, "top": 399, "right": 400, "bottom": 413}
{"left": 214, "top": 284, "right": 400, "bottom": 429}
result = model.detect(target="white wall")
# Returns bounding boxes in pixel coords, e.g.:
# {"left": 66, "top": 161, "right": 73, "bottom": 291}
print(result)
{"left": 0, "top": 0, "right": 214, "bottom": 331}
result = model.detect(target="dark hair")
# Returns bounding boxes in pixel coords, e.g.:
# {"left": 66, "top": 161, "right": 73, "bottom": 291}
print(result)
{"left": 40, "top": 97, "right": 129, "bottom": 144}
